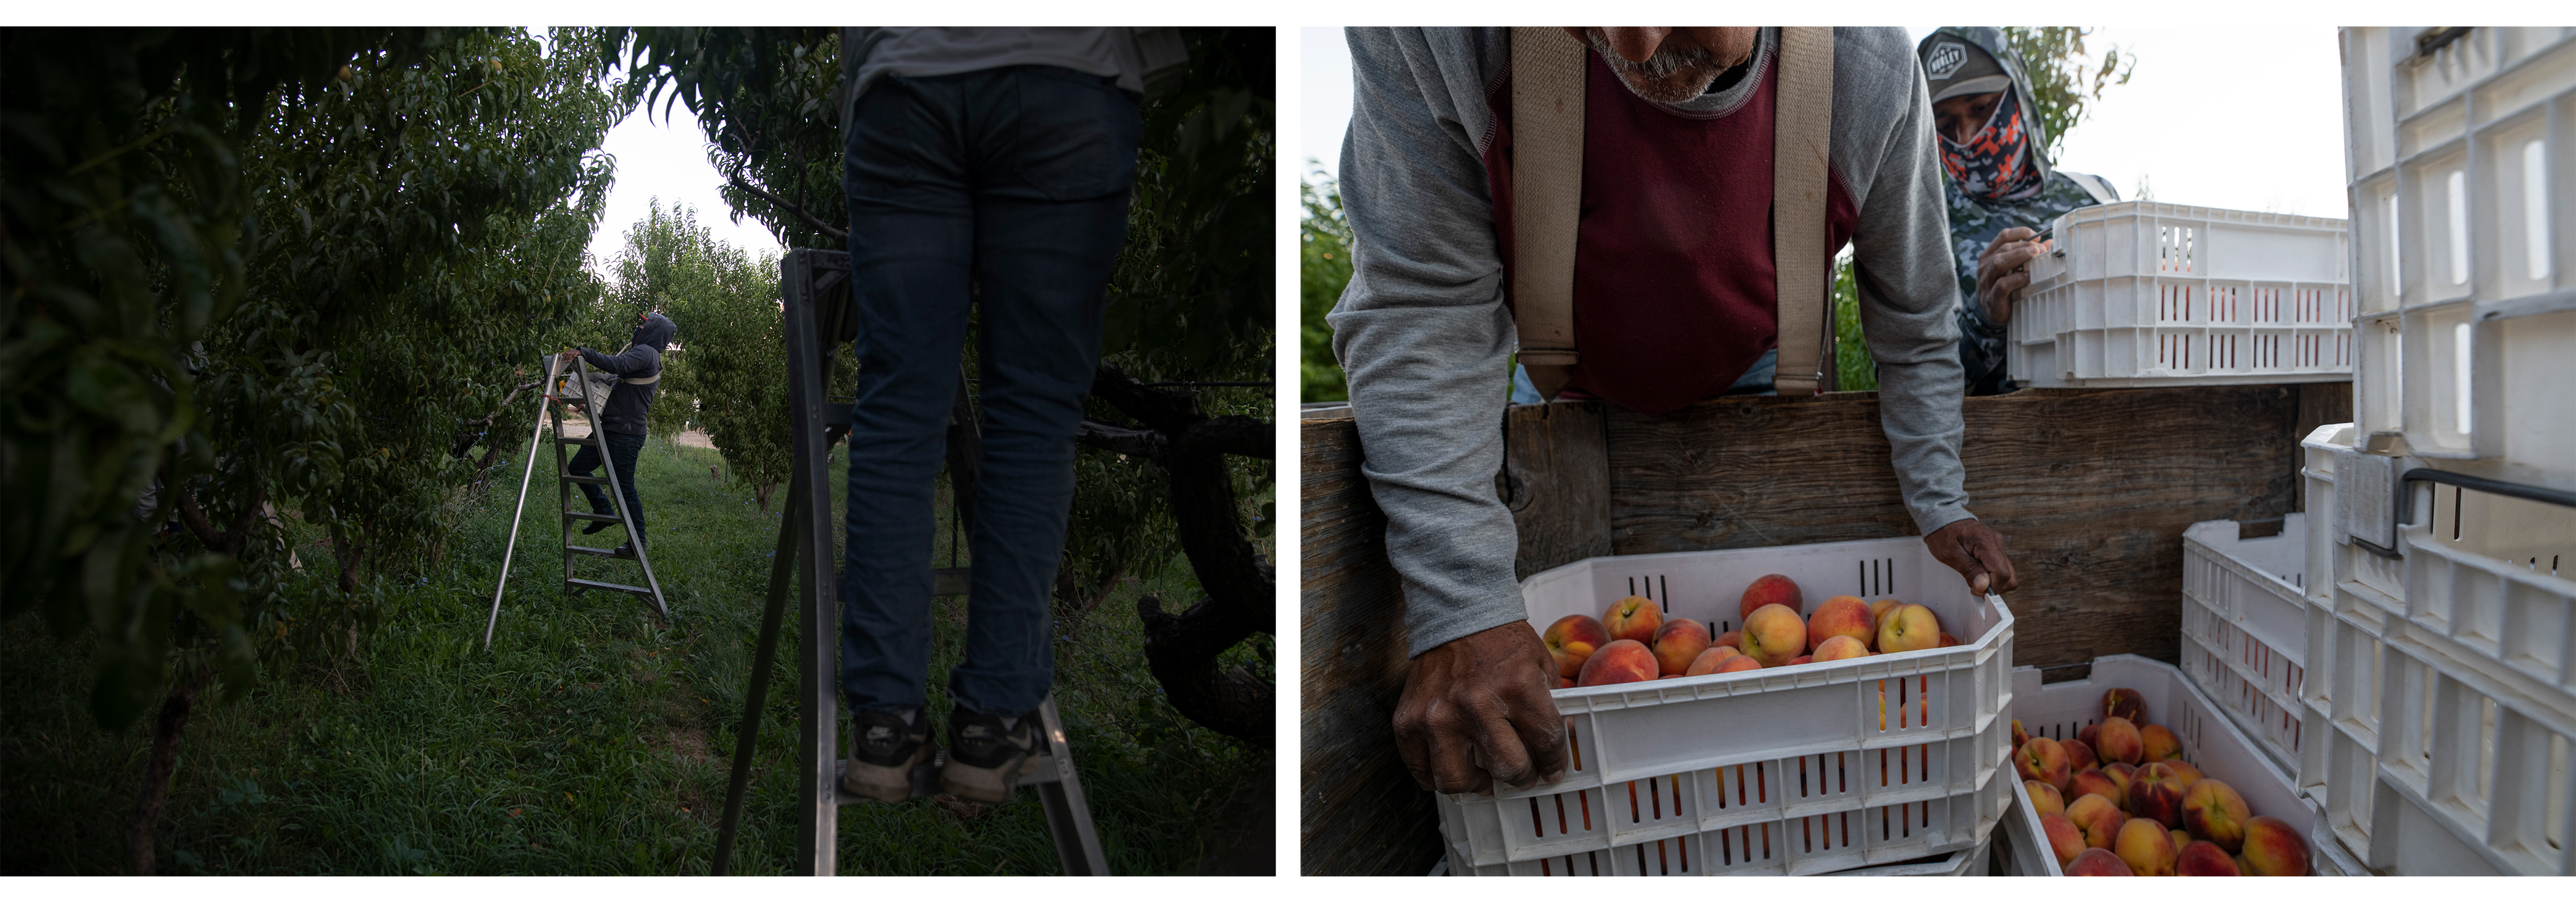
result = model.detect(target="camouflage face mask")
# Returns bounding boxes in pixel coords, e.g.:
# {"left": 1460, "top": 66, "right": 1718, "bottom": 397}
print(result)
{"left": 1939, "top": 86, "right": 2045, "bottom": 201}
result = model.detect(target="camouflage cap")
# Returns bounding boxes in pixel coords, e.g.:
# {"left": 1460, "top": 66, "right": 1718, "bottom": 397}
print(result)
{"left": 1919, "top": 34, "right": 2010, "bottom": 103}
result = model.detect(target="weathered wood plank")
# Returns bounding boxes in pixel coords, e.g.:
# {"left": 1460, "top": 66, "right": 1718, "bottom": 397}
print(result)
{"left": 1298, "top": 416, "right": 1441, "bottom": 876}
{"left": 1504, "top": 402, "right": 1612, "bottom": 579}
{"left": 1603, "top": 385, "right": 2306, "bottom": 668}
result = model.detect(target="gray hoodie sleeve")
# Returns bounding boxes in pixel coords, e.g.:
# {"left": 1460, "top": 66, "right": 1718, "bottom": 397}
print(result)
{"left": 1330, "top": 28, "right": 1977, "bottom": 659}
{"left": 1328, "top": 28, "right": 1527, "bottom": 658}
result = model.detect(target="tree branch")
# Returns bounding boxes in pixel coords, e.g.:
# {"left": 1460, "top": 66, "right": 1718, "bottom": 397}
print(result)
{"left": 725, "top": 169, "right": 848, "bottom": 243}
{"left": 1075, "top": 420, "right": 1167, "bottom": 462}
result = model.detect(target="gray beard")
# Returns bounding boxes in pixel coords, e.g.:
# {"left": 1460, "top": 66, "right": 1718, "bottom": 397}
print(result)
{"left": 1581, "top": 29, "right": 1722, "bottom": 105}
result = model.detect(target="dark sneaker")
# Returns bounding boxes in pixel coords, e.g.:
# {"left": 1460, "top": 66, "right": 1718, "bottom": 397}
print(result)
{"left": 581, "top": 520, "right": 615, "bottom": 535}
{"left": 840, "top": 709, "right": 930, "bottom": 803}
{"left": 940, "top": 706, "right": 1038, "bottom": 803}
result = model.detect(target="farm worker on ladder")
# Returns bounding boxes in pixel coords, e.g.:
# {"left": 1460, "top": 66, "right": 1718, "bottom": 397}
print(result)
{"left": 558, "top": 310, "right": 675, "bottom": 557}
{"left": 1917, "top": 27, "right": 2122, "bottom": 395}
{"left": 1328, "top": 27, "right": 2022, "bottom": 797}
{"left": 832, "top": 28, "right": 1156, "bottom": 805}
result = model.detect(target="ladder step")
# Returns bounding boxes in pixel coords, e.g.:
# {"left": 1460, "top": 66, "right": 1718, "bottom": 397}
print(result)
{"left": 565, "top": 511, "right": 624, "bottom": 524}
{"left": 565, "top": 576, "right": 653, "bottom": 597}
{"left": 933, "top": 567, "right": 970, "bottom": 597}
{"left": 558, "top": 435, "right": 599, "bottom": 446}
{"left": 565, "top": 544, "right": 638, "bottom": 560}
{"left": 562, "top": 475, "right": 610, "bottom": 486}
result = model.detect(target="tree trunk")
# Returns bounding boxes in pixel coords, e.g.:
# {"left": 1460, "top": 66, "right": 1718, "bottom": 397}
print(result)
{"left": 127, "top": 667, "right": 205, "bottom": 875}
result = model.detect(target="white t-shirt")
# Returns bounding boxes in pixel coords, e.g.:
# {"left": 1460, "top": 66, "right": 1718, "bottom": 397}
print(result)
{"left": 848, "top": 28, "right": 1144, "bottom": 99}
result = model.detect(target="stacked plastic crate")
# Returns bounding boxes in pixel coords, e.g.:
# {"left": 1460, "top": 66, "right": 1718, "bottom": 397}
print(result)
{"left": 2293, "top": 27, "right": 2576, "bottom": 876}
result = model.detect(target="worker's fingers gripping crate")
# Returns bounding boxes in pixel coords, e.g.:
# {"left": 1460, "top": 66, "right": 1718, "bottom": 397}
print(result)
{"left": 2180, "top": 516, "right": 2313, "bottom": 774}
{"left": 2341, "top": 28, "right": 2576, "bottom": 483}
{"left": 2300, "top": 595, "right": 2576, "bottom": 875}
{"left": 2010, "top": 201, "right": 2353, "bottom": 389}
{"left": 1436, "top": 537, "right": 2016, "bottom": 876}
{"left": 1999, "top": 656, "right": 2370, "bottom": 876}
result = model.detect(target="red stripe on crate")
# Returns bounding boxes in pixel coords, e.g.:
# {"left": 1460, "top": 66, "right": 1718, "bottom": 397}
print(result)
{"left": 1581, "top": 789, "right": 1593, "bottom": 831}
{"left": 1566, "top": 718, "right": 1584, "bottom": 771}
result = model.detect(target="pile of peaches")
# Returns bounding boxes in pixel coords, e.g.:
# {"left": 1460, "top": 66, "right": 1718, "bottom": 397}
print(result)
{"left": 2017, "top": 687, "right": 2312, "bottom": 876}
{"left": 1543, "top": 574, "right": 1960, "bottom": 689}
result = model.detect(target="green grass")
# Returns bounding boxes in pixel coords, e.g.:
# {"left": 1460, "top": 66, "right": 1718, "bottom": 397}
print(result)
{"left": 1, "top": 433, "right": 1271, "bottom": 874}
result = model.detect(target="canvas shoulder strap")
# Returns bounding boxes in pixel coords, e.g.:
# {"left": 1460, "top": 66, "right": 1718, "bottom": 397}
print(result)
{"left": 1771, "top": 27, "right": 1836, "bottom": 396}
{"left": 1509, "top": 26, "right": 1586, "bottom": 401}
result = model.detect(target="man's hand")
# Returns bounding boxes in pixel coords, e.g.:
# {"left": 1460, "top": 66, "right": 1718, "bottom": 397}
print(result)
{"left": 1925, "top": 518, "right": 2019, "bottom": 597}
{"left": 1393, "top": 622, "right": 1570, "bottom": 795}
{"left": 559, "top": 348, "right": 579, "bottom": 362}
{"left": 1974, "top": 227, "right": 2050, "bottom": 324}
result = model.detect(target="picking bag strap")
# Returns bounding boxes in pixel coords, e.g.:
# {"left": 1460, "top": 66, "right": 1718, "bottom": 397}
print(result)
{"left": 1510, "top": 26, "right": 1586, "bottom": 400}
{"left": 1771, "top": 26, "right": 1836, "bottom": 397}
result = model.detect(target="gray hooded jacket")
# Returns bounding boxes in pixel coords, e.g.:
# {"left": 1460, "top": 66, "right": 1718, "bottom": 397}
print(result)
{"left": 578, "top": 312, "right": 675, "bottom": 437}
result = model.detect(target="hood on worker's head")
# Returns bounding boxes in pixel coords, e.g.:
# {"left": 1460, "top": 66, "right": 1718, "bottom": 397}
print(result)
{"left": 1917, "top": 27, "right": 2054, "bottom": 177}
{"left": 632, "top": 311, "right": 677, "bottom": 350}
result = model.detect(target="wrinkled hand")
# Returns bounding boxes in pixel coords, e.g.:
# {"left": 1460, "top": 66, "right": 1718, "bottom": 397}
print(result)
{"left": 1975, "top": 227, "right": 2049, "bottom": 324}
{"left": 1393, "top": 622, "right": 1569, "bottom": 795}
{"left": 1925, "top": 518, "right": 2019, "bottom": 597}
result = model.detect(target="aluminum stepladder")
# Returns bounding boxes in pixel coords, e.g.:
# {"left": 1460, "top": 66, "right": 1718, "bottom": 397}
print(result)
{"left": 708, "top": 248, "right": 1109, "bottom": 876}
{"left": 481, "top": 352, "right": 672, "bottom": 649}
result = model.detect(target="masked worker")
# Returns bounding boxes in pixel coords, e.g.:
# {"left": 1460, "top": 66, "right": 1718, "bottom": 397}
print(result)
{"left": 832, "top": 28, "right": 1150, "bottom": 805}
{"left": 1328, "top": 27, "right": 2021, "bottom": 797}
{"left": 559, "top": 310, "right": 677, "bottom": 557}
{"left": 1918, "top": 28, "right": 2122, "bottom": 395}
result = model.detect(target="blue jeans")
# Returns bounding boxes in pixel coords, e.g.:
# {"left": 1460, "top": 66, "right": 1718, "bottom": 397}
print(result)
{"left": 837, "top": 66, "right": 1140, "bottom": 718}
{"left": 566, "top": 430, "right": 647, "bottom": 546}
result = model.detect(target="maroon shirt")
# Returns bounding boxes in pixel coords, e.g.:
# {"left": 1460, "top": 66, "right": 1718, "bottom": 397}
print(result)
{"left": 1485, "top": 47, "right": 1861, "bottom": 415}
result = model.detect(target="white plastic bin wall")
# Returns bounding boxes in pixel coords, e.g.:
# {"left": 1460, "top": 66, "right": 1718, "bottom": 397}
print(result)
{"left": 2000, "top": 656, "right": 2367, "bottom": 876}
{"left": 2300, "top": 588, "right": 2576, "bottom": 874}
{"left": 2180, "top": 516, "right": 2312, "bottom": 774}
{"left": 2342, "top": 27, "right": 2576, "bottom": 486}
{"left": 1436, "top": 536, "right": 2015, "bottom": 876}
{"left": 2011, "top": 201, "right": 2352, "bottom": 388}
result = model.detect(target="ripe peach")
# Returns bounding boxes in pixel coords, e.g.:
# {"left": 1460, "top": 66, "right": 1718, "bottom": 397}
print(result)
{"left": 2239, "top": 816, "right": 2310, "bottom": 876}
{"left": 2015, "top": 737, "right": 2072, "bottom": 792}
{"left": 2041, "top": 813, "right": 2086, "bottom": 869}
{"left": 2101, "top": 762, "right": 2137, "bottom": 798}
{"left": 1575, "top": 639, "right": 1657, "bottom": 687}
{"left": 1806, "top": 595, "right": 1875, "bottom": 650}
{"left": 2114, "top": 817, "right": 2178, "bottom": 876}
{"left": 1713, "top": 630, "right": 1742, "bottom": 650}
{"left": 2140, "top": 724, "right": 2182, "bottom": 763}
{"left": 1542, "top": 614, "right": 1610, "bottom": 679}
{"left": 1739, "top": 574, "right": 1803, "bottom": 622}
{"left": 1868, "top": 598, "right": 1901, "bottom": 625}
{"left": 2126, "top": 761, "right": 2188, "bottom": 829}
{"left": 1812, "top": 635, "right": 1869, "bottom": 662}
{"left": 2012, "top": 719, "right": 2031, "bottom": 750}
{"left": 2061, "top": 737, "right": 2099, "bottom": 773}
{"left": 1739, "top": 603, "right": 1807, "bottom": 667}
{"left": 2175, "top": 840, "right": 2239, "bottom": 876}
{"left": 2093, "top": 717, "right": 2144, "bottom": 765}
{"left": 2184, "top": 777, "right": 2246, "bottom": 849}
{"left": 1710, "top": 654, "right": 1761, "bottom": 674}
{"left": 2025, "top": 780, "right": 2066, "bottom": 817}
{"left": 1682, "top": 645, "right": 1742, "bottom": 676}
{"left": 2064, "top": 847, "right": 2134, "bottom": 876}
{"left": 2158, "top": 758, "right": 2202, "bottom": 788}
{"left": 1649, "top": 618, "right": 1712, "bottom": 676}
{"left": 2076, "top": 722, "right": 2103, "bottom": 753}
{"left": 2065, "top": 793, "right": 2127, "bottom": 850}
{"left": 1937, "top": 631, "right": 1959, "bottom": 647}
{"left": 2234, "top": 852, "right": 2256, "bottom": 876}
{"left": 1603, "top": 596, "right": 1662, "bottom": 644}
{"left": 2068, "top": 768, "right": 2123, "bottom": 810}
{"left": 1876, "top": 603, "right": 1942, "bottom": 653}
{"left": 2102, "top": 687, "right": 2145, "bottom": 723}
{"left": 2168, "top": 828, "right": 2192, "bottom": 855}
{"left": 1786, "top": 655, "right": 1814, "bottom": 666}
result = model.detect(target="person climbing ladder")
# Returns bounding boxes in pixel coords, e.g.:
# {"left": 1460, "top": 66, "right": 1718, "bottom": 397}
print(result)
{"left": 561, "top": 310, "right": 677, "bottom": 557}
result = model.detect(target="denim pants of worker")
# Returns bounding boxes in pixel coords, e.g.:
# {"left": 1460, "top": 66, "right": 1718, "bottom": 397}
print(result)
{"left": 566, "top": 430, "right": 648, "bottom": 546}
{"left": 837, "top": 66, "right": 1140, "bottom": 719}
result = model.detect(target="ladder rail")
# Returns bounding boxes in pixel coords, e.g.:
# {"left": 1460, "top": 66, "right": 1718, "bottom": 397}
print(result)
{"left": 560, "top": 355, "right": 670, "bottom": 619}
{"left": 483, "top": 353, "right": 565, "bottom": 650}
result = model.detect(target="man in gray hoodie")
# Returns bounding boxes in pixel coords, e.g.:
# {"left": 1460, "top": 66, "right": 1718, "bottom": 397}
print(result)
{"left": 1328, "top": 27, "right": 2020, "bottom": 797}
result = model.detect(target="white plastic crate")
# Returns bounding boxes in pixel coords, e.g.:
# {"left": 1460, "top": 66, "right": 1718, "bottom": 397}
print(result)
{"left": 2011, "top": 200, "right": 2352, "bottom": 388}
{"left": 1441, "top": 830, "right": 1995, "bottom": 877}
{"left": 2303, "top": 422, "right": 2412, "bottom": 617}
{"left": 1999, "top": 656, "right": 2367, "bottom": 876}
{"left": 2340, "top": 28, "right": 2576, "bottom": 484}
{"left": 2298, "top": 590, "right": 2576, "bottom": 874}
{"left": 2397, "top": 479, "right": 2576, "bottom": 693}
{"left": 1435, "top": 536, "right": 2017, "bottom": 876}
{"left": 2180, "top": 516, "right": 2313, "bottom": 774}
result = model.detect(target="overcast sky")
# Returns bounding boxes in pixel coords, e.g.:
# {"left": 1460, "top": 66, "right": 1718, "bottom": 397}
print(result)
{"left": 586, "top": 97, "right": 791, "bottom": 275}
{"left": 1298, "top": 26, "right": 2350, "bottom": 219}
